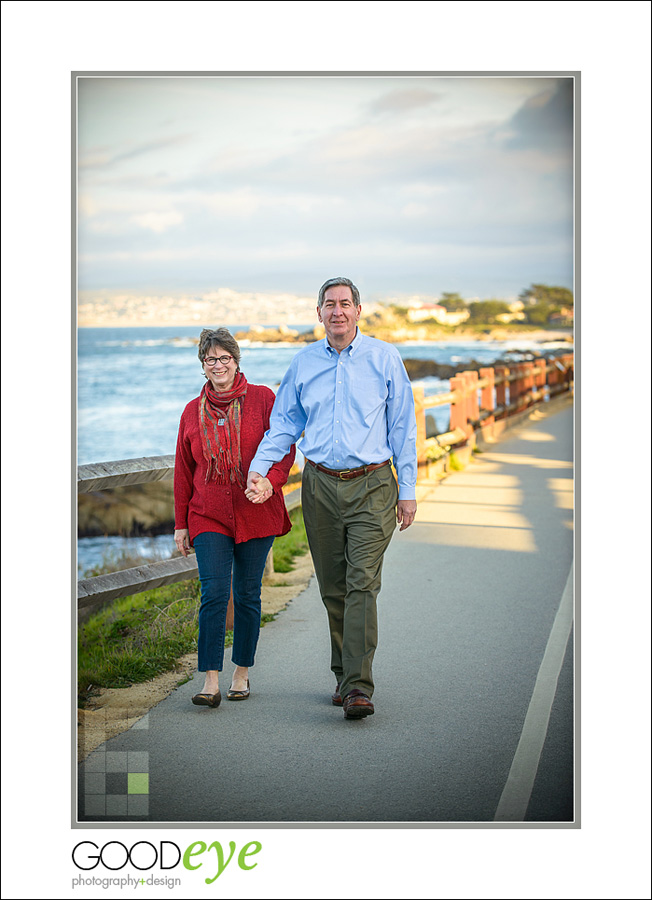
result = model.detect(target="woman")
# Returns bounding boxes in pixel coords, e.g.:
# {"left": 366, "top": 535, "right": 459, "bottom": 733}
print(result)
{"left": 174, "top": 327, "right": 295, "bottom": 708}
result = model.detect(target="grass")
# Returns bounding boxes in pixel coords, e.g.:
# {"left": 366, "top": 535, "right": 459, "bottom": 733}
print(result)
{"left": 448, "top": 452, "right": 465, "bottom": 471}
{"left": 272, "top": 507, "right": 308, "bottom": 572}
{"left": 425, "top": 442, "right": 451, "bottom": 462}
{"left": 78, "top": 508, "right": 309, "bottom": 705}
{"left": 78, "top": 580, "right": 202, "bottom": 704}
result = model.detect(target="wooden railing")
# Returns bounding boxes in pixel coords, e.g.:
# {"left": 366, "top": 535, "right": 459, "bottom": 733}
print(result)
{"left": 416, "top": 352, "right": 574, "bottom": 466}
{"left": 77, "top": 352, "right": 573, "bottom": 617}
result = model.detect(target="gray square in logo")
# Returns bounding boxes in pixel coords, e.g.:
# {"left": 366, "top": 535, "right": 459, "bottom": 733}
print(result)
{"left": 84, "top": 773, "right": 106, "bottom": 794}
{"left": 105, "top": 772, "right": 128, "bottom": 794}
{"left": 106, "top": 794, "right": 128, "bottom": 816}
{"left": 127, "top": 795, "right": 149, "bottom": 816}
{"left": 106, "top": 751, "right": 128, "bottom": 772}
{"left": 84, "top": 751, "right": 107, "bottom": 773}
{"left": 128, "top": 751, "right": 149, "bottom": 771}
{"left": 85, "top": 795, "right": 106, "bottom": 816}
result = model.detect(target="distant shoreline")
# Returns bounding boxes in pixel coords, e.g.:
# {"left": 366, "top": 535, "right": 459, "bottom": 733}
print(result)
{"left": 78, "top": 322, "right": 573, "bottom": 344}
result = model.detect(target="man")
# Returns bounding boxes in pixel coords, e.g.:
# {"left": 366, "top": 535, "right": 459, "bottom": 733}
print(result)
{"left": 246, "top": 277, "right": 417, "bottom": 719}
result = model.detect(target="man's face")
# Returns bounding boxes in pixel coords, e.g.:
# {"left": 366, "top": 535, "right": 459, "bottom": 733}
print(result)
{"left": 317, "top": 285, "right": 361, "bottom": 348}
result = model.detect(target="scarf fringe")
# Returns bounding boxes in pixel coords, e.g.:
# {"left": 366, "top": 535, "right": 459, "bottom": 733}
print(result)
{"left": 199, "top": 373, "right": 248, "bottom": 487}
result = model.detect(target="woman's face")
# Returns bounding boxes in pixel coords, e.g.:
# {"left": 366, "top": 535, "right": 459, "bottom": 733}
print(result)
{"left": 203, "top": 344, "right": 238, "bottom": 392}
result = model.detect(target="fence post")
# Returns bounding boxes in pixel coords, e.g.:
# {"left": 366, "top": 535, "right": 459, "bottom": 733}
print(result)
{"left": 467, "top": 370, "right": 480, "bottom": 423}
{"left": 524, "top": 361, "right": 535, "bottom": 407}
{"left": 516, "top": 363, "right": 528, "bottom": 411}
{"left": 412, "top": 384, "right": 427, "bottom": 475}
{"left": 532, "top": 357, "right": 545, "bottom": 402}
{"left": 450, "top": 374, "right": 467, "bottom": 434}
{"left": 495, "top": 365, "right": 509, "bottom": 417}
{"left": 479, "top": 366, "right": 495, "bottom": 428}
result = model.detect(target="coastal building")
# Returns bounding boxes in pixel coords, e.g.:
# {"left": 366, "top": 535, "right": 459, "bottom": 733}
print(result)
{"left": 496, "top": 311, "right": 526, "bottom": 324}
{"left": 549, "top": 307, "right": 574, "bottom": 326}
{"left": 407, "top": 303, "right": 470, "bottom": 326}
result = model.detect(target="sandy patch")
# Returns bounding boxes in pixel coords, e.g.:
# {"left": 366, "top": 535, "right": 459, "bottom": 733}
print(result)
{"left": 78, "top": 553, "right": 314, "bottom": 761}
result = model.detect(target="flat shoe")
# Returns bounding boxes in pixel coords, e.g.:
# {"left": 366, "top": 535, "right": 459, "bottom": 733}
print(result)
{"left": 331, "top": 682, "right": 343, "bottom": 706}
{"left": 226, "top": 679, "right": 250, "bottom": 701}
{"left": 192, "top": 690, "right": 222, "bottom": 708}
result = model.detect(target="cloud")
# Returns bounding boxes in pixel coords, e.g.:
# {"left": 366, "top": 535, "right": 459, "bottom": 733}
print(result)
{"left": 131, "top": 211, "right": 184, "bottom": 233}
{"left": 500, "top": 80, "right": 574, "bottom": 154}
{"left": 76, "top": 77, "right": 574, "bottom": 298}
{"left": 369, "top": 88, "right": 442, "bottom": 116}
{"left": 79, "top": 134, "right": 192, "bottom": 170}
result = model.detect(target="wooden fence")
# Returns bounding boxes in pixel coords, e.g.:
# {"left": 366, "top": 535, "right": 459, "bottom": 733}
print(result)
{"left": 77, "top": 352, "right": 573, "bottom": 619}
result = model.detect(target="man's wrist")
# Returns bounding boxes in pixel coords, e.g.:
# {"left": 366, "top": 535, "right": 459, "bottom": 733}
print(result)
{"left": 249, "top": 459, "right": 271, "bottom": 478}
{"left": 398, "top": 486, "right": 416, "bottom": 501}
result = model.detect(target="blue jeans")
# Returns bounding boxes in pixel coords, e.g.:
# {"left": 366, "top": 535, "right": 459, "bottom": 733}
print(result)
{"left": 193, "top": 532, "right": 275, "bottom": 672}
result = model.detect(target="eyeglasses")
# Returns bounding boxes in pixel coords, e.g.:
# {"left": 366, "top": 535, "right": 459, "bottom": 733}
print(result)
{"left": 204, "top": 355, "right": 233, "bottom": 366}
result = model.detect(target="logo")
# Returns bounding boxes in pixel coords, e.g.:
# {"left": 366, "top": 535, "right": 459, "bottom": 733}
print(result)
{"left": 72, "top": 840, "right": 262, "bottom": 885}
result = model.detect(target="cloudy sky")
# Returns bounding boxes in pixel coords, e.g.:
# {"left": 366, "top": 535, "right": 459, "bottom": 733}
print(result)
{"left": 77, "top": 74, "right": 574, "bottom": 302}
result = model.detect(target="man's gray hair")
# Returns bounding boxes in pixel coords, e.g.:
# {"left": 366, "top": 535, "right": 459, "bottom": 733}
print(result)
{"left": 317, "top": 277, "right": 361, "bottom": 309}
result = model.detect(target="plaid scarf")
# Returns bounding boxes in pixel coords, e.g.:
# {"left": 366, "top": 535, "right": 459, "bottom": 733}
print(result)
{"left": 198, "top": 372, "right": 248, "bottom": 487}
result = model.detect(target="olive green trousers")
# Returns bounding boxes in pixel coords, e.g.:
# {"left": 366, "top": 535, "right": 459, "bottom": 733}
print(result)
{"left": 301, "top": 462, "right": 398, "bottom": 699}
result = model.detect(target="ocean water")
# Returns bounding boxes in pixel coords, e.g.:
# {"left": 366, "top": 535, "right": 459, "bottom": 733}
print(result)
{"left": 77, "top": 325, "right": 569, "bottom": 464}
{"left": 77, "top": 325, "right": 570, "bottom": 575}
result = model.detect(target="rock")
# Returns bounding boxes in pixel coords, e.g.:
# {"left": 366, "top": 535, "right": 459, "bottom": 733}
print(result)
{"left": 78, "top": 482, "right": 175, "bottom": 537}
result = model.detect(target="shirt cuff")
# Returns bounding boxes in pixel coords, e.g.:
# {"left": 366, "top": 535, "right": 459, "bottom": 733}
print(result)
{"left": 249, "top": 457, "right": 271, "bottom": 478}
{"left": 398, "top": 484, "right": 416, "bottom": 501}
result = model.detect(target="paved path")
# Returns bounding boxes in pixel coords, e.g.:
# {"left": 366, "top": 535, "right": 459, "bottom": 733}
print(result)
{"left": 79, "top": 397, "right": 574, "bottom": 824}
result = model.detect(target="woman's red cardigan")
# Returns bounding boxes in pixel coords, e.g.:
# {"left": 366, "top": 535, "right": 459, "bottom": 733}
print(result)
{"left": 174, "top": 383, "right": 295, "bottom": 544}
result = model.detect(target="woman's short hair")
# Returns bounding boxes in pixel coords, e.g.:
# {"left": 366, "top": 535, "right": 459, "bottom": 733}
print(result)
{"left": 317, "top": 277, "right": 361, "bottom": 309}
{"left": 198, "top": 328, "right": 241, "bottom": 369}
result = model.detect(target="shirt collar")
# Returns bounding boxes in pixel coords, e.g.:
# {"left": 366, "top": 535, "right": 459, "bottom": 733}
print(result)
{"left": 323, "top": 327, "right": 363, "bottom": 356}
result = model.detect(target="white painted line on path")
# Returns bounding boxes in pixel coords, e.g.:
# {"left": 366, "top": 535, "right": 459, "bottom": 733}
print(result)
{"left": 494, "top": 562, "right": 574, "bottom": 821}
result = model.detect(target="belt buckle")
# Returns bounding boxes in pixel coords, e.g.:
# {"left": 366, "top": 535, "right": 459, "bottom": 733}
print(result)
{"left": 338, "top": 468, "right": 352, "bottom": 480}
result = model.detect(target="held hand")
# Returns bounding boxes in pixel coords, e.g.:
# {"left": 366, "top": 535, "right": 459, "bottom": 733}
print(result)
{"left": 174, "top": 528, "right": 191, "bottom": 557}
{"left": 396, "top": 499, "right": 417, "bottom": 532}
{"left": 246, "top": 470, "right": 263, "bottom": 495}
{"left": 245, "top": 472, "right": 274, "bottom": 504}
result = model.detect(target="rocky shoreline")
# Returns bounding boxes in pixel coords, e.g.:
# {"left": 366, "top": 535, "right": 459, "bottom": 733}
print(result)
{"left": 78, "top": 482, "right": 175, "bottom": 539}
{"left": 233, "top": 323, "right": 572, "bottom": 345}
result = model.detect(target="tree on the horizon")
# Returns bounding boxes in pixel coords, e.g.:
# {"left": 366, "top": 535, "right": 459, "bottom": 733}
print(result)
{"left": 519, "top": 284, "right": 574, "bottom": 307}
{"left": 518, "top": 284, "right": 573, "bottom": 326}
{"left": 467, "top": 300, "right": 511, "bottom": 322}
{"left": 438, "top": 292, "right": 467, "bottom": 310}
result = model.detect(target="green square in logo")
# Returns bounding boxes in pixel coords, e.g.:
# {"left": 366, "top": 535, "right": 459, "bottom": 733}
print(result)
{"left": 128, "top": 773, "right": 149, "bottom": 794}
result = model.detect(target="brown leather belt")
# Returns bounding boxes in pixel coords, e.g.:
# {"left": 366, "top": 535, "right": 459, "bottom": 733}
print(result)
{"left": 306, "top": 458, "right": 391, "bottom": 481}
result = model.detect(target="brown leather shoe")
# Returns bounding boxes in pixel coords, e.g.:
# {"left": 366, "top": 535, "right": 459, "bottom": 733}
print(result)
{"left": 342, "top": 689, "right": 374, "bottom": 719}
{"left": 331, "top": 683, "right": 343, "bottom": 706}
{"left": 191, "top": 690, "right": 222, "bottom": 708}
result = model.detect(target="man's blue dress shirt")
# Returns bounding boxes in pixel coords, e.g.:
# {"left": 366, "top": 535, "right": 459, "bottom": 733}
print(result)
{"left": 250, "top": 329, "right": 417, "bottom": 500}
